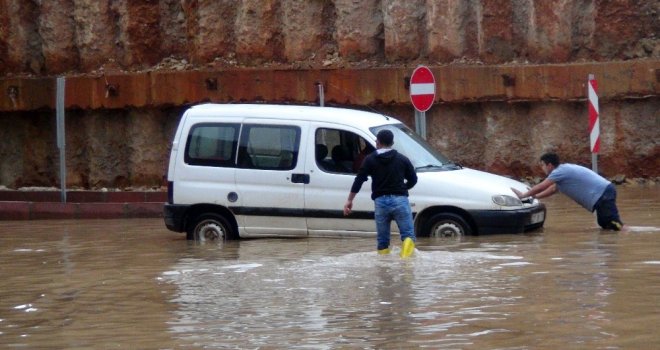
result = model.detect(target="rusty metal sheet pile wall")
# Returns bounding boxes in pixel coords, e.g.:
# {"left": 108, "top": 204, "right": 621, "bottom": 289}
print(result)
{"left": 1, "top": 61, "right": 657, "bottom": 112}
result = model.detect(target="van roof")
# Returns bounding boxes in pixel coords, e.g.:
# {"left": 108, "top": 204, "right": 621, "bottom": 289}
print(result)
{"left": 187, "top": 103, "right": 402, "bottom": 130}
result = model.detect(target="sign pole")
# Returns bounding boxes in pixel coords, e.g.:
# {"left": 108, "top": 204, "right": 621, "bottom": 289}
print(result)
{"left": 588, "top": 74, "right": 599, "bottom": 173}
{"left": 414, "top": 110, "right": 427, "bottom": 139}
{"left": 592, "top": 145, "right": 598, "bottom": 174}
{"left": 56, "top": 77, "right": 66, "bottom": 203}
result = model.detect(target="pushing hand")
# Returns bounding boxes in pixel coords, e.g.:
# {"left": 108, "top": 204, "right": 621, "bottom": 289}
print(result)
{"left": 511, "top": 187, "right": 524, "bottom": 199}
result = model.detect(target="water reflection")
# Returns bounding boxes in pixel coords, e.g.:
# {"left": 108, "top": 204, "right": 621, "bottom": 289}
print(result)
{"left": 0, "top": 187, "right": 658, "bottom": 349}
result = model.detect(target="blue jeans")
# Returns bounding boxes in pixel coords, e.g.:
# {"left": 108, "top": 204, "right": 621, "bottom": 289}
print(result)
{"left": 374, "top": 195, "right": 415, "bottom": 250}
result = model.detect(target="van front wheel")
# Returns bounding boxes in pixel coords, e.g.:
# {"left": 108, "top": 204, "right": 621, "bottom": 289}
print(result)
{"left": 187, "top": 213, "right": 236, "bottom": 241}
{"left": 425, "top": 213, "right": 471, "bottom": 238}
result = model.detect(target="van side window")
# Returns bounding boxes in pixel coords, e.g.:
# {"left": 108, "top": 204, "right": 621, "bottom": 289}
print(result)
{"left": 315, "top": 128, "right": 374, "bottom": 174}
{"left": 238, "top": 124, "right": 300, "bottom": 170}
{"left": 185, "top": 123, "right": 239, "bottom": 167}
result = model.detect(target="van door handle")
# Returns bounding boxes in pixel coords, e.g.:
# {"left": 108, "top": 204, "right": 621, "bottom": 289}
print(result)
{"left": 291, "top": 173, "right": 310, "bottom": 184}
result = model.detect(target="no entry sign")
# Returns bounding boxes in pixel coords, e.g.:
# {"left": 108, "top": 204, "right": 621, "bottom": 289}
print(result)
{"left": 410, "top": 66, "right": 435, "bottom": 112}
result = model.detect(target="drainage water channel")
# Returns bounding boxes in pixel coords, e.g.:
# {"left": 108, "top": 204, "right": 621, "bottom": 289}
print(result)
{"left": 0, "top": 186, "right": 658, "bottom": 349}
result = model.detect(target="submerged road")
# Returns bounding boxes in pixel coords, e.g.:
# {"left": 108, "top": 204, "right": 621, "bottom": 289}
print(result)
{"left": 0, "top": 186, "right": 658, "bottom": 349}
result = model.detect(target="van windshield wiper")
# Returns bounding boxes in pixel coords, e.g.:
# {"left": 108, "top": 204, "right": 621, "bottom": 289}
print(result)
{"left": 442, "top": 162, "right": 463, "bottom": 170}
{"left": 415, "top": 164, "right": 444, "bottom": 171}
{"left": 416, "top": 162, "right": 463, "bottom": 171}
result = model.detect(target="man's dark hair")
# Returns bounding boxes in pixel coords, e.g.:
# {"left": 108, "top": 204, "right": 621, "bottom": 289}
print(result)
{"left": 376, "top": 130, "right": 394, "bottom": 146}
{"left": 540, "top": 152, "right": 560, "bottom": 167}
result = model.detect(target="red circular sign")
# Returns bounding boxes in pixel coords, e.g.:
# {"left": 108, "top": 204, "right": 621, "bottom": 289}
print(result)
{"left": 409, "top": 66, "right": 436, "bottom": 112}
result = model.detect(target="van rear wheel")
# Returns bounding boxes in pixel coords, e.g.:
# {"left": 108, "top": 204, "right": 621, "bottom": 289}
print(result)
{"left": 425, "top": 213, "right": 471, "bottom": 238}
{"left": 187, "top": 213, "right": 236, "bottom": 241}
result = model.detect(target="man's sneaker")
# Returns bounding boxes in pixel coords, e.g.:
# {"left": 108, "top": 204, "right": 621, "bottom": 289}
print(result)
{"left": 400, "top": 237, "right": 415, "bottom": 258}
{"left": 377, "top": 248, "right": 391, "bottom": 255}
{"left": 610, "top": 221, "right": 623, "bottom": 231}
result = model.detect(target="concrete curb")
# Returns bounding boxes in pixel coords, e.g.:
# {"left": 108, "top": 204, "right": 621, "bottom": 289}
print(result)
{"left": 0, "top": 201, "right": 164, "bottom": 220}
{"left": 0, "top": 191, "right": 166, "bottom": 220}
{"left": 0, "top": 190, "right": 166, "bottom": 203}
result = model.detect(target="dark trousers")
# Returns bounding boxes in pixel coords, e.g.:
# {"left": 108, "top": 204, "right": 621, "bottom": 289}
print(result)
{"left": 593, "top": 184, "right": 623, "bottom": 230}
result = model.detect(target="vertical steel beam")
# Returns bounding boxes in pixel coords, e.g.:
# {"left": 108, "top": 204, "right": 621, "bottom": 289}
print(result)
{"left": 56, "top": 77, "right": 66, "bottom": 203}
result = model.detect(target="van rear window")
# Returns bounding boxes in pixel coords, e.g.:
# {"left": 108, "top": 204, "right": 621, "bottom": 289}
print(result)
{"left": 185, "top": 123, "right": 239, "bottom": 167}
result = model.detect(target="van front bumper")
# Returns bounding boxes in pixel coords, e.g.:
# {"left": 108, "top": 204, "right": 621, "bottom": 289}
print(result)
{"left": 468, "top": 204, "right": 546, "bottom": 235}
{"left": 163, "top": 204, "right": 189, "bottom": 232}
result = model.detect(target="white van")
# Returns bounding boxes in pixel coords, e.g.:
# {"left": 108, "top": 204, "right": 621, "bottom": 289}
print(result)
{"left": 164, "top": 104, "right": 545, "bottom": 241}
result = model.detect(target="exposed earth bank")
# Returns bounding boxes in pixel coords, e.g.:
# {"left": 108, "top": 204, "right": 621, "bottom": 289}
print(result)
{"left": 0, "top": 0, "right": 657, "bottom": 189}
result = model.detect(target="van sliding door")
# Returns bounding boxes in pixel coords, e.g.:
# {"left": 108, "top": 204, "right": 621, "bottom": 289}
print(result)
{"left": 234, "top": 120, "right": 309, "bottom": 236}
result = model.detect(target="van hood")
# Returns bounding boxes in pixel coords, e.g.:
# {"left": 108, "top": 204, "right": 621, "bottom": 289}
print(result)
{"left": 439, "top": 167, "right": 529, "bottom": 191}
{"left": 411, "top": 167, "right": 533, "bottom": 210}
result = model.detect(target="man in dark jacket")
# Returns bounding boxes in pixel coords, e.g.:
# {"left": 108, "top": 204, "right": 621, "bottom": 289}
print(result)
{"left": 343, "top": 129, "right": 418, "bottom": 257}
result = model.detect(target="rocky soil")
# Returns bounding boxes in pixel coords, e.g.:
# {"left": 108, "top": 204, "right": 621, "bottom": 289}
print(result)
{"left": 1, "top": 0, "right": 657, "bottom": 75}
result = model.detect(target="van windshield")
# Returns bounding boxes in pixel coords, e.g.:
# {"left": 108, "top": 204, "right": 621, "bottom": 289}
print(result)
{"left": 370, "top": 124, "right": 460, "bottom": 171}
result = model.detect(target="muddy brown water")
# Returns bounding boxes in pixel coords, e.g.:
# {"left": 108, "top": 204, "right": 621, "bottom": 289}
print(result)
{"left": 0, "top": 186, "right": 658, "bottom": 349}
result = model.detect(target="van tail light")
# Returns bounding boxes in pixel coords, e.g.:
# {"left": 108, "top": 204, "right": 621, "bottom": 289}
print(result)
{"left": 167, "top": 181, "right": 174, "bottom": 204}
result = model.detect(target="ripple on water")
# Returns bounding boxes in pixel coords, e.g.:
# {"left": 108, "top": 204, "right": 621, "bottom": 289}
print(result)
{"left": 626, "top": 226, "right": 660, "bottom": 233}
{"left": 163, "top": 248, "right": 527, "bottom": 348}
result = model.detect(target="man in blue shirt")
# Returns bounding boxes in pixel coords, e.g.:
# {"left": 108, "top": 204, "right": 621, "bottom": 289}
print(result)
{"left": 344, "top": 129, "right": 418, "bottom": 257}
{"left": 512, "top": 152, "right": 624, "bottom": 231}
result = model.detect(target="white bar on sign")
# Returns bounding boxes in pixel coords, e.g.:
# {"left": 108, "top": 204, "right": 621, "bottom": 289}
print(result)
{"left": 411, "top": 83, "right": 435, "bottom": 95}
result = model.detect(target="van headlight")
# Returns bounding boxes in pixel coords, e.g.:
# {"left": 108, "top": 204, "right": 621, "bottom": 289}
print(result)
{"left": 492, "top": 195, "right": 522, "bottom": 207}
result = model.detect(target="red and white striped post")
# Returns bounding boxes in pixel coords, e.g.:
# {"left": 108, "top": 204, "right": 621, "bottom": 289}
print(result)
{"left": 588, "top": 74, "right": 599, "bottom": 172}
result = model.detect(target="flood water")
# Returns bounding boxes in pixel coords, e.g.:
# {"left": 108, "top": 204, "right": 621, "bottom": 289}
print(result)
{"left": 0, "top": 186, "right": 658, "bottom": 349}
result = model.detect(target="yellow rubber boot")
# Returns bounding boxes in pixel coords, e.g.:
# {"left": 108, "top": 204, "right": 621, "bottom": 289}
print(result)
{"left": 400, "top": 237, "right": 415, "bottom": 258}
{"left": 377, "top": 248, "right": 391, "bottom": 255}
